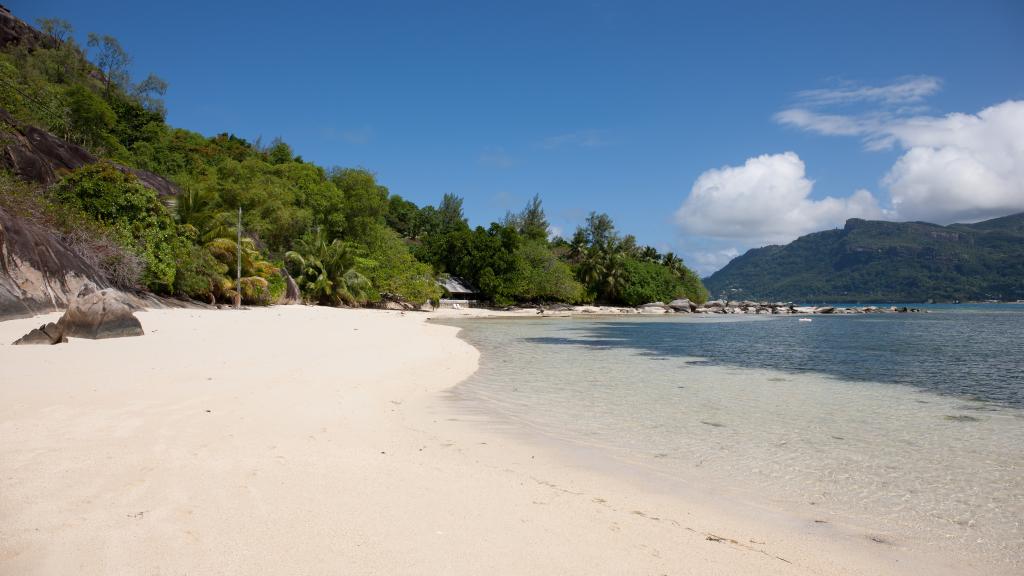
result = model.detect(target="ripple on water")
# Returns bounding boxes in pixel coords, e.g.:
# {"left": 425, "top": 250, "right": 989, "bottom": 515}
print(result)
{"left": 442, "top": 314, "right": 1024, "bottom": 570}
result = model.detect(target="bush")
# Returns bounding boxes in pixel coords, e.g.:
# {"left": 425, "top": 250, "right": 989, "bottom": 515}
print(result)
{"left": 53, "top": 162, "right": 180, "bottom": 291}
{"left": 354, "top": 225, "right": 441, "bottom": 305}
{"left": 239, "top": 276, "right": 271, "bottom": 305}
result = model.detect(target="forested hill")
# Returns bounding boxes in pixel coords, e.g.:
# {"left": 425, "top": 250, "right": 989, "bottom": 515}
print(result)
{"left": 0, "top": 7, "right": 707, "bottom": 316}
{"left": 703, "top": 213, "right": 1024, "bottom": 303}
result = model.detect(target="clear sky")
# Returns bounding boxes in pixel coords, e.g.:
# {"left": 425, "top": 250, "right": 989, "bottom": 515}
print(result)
{"left": 15, "top": 0, "right": 1024, "bottom": 274}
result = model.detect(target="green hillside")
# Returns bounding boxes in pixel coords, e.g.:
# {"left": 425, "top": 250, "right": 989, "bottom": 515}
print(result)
{"left": 703, "top": 214, "right": 1024, "bottom": 303}
{"left": 0, "top": 9, "right": 707, "bottom": 309}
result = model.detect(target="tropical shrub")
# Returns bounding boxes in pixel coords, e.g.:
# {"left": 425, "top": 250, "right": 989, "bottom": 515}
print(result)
{"left": 286, "top": 229, "right": 371, "bottom": 306}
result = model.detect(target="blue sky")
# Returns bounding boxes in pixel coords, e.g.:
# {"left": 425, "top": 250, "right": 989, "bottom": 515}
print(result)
{"left": 15, "top": 0, "right": 1024, "bottom": 274}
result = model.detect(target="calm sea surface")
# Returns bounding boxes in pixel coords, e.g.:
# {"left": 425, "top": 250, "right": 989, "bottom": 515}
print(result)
{"left": 440, "top": 305, "right": 1024, "bottom": 570}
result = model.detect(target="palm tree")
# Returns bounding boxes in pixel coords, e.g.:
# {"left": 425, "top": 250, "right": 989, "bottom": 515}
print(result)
{"left": 662, "top": 252, "right": 685, "bottom": 276}
{"left": 173, "top": 187, "right": 235, "bottom": 244}
{"left": 286, "top": 229, "right": 371, "bottom": 306}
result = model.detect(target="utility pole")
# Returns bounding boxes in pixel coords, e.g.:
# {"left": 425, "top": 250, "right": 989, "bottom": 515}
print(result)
{"left": 236, "top": 206, "right": 242, "bottom": 309}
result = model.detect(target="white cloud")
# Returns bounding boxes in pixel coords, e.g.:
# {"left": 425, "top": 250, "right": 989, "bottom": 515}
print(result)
{"left": 775, "top": 108, "right": 879, "bottom": 136}
{"left": 778, "top": 77, "right": 1024, "bottom": 223}
{"left": 882, "top": 101, "right": 1024, "bottom": 222}
{"left": 676, "top": 152, "right": 886, "bottom": 244}
{"left": 794, "top": 76, "right": 941, "bottom": 107}
{"left": 691, "top": 248, "right": 740, "bottom": 276}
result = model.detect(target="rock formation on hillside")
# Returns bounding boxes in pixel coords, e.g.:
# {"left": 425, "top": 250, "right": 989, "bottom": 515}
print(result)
{"left": 0, "top": 205, "right": 108, "bottom": 320}
{"left": 0, "top": 108, "right": 181, "bottom": 196}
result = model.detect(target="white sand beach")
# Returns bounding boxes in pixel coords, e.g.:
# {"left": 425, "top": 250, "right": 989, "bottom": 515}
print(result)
{"left": 0, "top": 306, "right": 989, "bottom": 575}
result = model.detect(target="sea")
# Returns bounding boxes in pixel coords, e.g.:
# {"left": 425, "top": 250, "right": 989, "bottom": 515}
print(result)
{"left": 439, "top": 304, "right": 1024, "bottom": 571}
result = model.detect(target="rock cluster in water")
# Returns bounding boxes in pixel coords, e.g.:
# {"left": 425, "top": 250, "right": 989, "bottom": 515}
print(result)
{"left": 530, "top": 299, "right": 923, "bottom": 315}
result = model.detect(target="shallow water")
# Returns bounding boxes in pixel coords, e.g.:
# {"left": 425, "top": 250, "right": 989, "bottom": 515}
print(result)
{"left": 442, "top": 307, "right": 1024, "bottom": 570}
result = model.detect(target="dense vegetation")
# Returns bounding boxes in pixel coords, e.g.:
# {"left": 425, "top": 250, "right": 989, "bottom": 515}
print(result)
{"left": 704, "top": 215, "right": 1024, "bottom": 303}
{"left": 0, "top": 14, "right": 707, "bottom": 307}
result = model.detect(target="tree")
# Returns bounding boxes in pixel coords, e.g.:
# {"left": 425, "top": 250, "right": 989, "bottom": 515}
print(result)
{"left": 286, "top": 228, "right": 371, "bottom": 306}
{"left": 438, "top": 193, "right": 467, "bottom": 234}
{"left": 266, "top": 137, "right": 293, "bottom": 165}
{"left": 582, "top": 212, "right": 617, "bottom": 249}
{"left": 36, "top": 18, "right": 73, "bottom": 45}
{"left": 86, "top": 33, "right": 130, "bottom": 92}
{"left": 66, "top": 84, "right": 116, "bottom": 149}
{"left": 330, "top": 167, "right": 388, "bottom": 242}
{"left": 131, "top": 73, "right": 168, "bottom": 114}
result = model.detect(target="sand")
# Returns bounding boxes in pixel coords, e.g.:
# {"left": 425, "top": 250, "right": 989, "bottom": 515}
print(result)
{"left": 0, "top": 306, "right": 986, "bottom": 575}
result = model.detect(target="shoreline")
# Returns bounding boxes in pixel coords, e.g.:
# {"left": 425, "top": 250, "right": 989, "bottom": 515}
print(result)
{"left": 0, "top": 306, "right": 1002, "bottom": 574}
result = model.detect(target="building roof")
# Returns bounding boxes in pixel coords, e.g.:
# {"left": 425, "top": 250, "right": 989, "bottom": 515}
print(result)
{"left": 438, "top": 276, "right": 478, "bottom": 295}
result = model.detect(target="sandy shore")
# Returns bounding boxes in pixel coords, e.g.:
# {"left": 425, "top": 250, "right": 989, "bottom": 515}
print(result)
{"left": 0, "top": 306, "right": 983, "bottom": 575}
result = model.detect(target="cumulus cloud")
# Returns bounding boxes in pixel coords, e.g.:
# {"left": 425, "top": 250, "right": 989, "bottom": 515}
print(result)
{"left": 881, "top": 101, "right": 1024, "bottom": 222}
{"left": 778, "top": 76, "right": 1024, "bottom": 223}
{"left": 675, "top": 152, "right": 886, "bottom": 244}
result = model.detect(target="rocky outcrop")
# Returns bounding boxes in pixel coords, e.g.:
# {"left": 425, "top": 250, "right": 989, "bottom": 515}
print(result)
{"left": 0, "top": 5, "right": 50, "bottom": 50}
{"left": 277, "top": 270, "right": 301, "bottom": 305}
{"left": 0, "top": 108, "right": 180, "bottom": 196}
{"left": 0, "top": 205, "right": 108, "bottom": 320}
{"left": 639, "top": 302, "right": 670, "bottom": 314}
{"left": 668, "top": 298, "right": 694, "bottom": 312}
{"left": 57, "top": 286, "right": 144, "bottom": 339}
{"left": 12, "top": 321, "right": 66, "bottom": 345}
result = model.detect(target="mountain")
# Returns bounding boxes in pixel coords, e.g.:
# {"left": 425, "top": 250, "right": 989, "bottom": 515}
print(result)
{"left": 703, "top": 214, "right": 1024, "bottom": 303}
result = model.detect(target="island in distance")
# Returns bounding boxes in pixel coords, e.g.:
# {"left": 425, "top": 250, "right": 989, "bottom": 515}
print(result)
{"left": 704, "top": 212, "right": 1024, "bottom": 304}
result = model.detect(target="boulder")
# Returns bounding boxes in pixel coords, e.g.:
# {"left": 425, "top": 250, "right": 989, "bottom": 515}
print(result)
{"left": 1, "top": 205, "right": 108, "bottom": 320}
{"left": 704, "top": 300, "right": 726, "bottom": 308}
{"left": 12, "top": 321, "right": 66, "bottom": 345}
{"left": 58, "top": 286, "right": 144, "bottom": 339}
{"left": 667, "top": 299, "right": 693, "bottom": 312}
{"left": 278, "top": 270, "right": 301, "bottom": 304}
{"left": 639, "top": 302, "right": 670, "bottom": 314}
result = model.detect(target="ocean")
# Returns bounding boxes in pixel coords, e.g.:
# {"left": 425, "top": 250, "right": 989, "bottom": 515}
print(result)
{"left": 440, "top": 305, "right": 1024, "bottom": 570}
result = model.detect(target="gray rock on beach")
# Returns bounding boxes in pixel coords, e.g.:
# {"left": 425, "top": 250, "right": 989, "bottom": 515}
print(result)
{"left": 58, "top": 286, "right": 144, "bottom": 339}
{"left": 12, "top": 322, "right": 66, "bottom": 345}
{"left": 668, "top": 299, "right": 694, "bottom": 312}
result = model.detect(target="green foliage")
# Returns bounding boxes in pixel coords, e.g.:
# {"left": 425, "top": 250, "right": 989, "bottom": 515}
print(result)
{"left": 65, "top": 83, "right": 117, "bottom": 151}
{"left": 52, "top": 163, "right": 178, "bottom": 290}
{"left": 86, "top": 33, "right": 130, "bottom": 92}
{"left": 617, "top": 258, "right": 684, "bottom": 306}
{"left": 239, "top": 276, "right": 271, "bottom": 305}
{"left": 329, "top": 167, "right": 388, "bottom": 242}
{"left": 569, "top": 211, "right": 707, "bottom": 305}
{"left": 286, "top": 229, "right": 372, "bottom": 306}
{"left": 515, "top": 239, "right": 584, "bottom": 303}
{"left": 354, "top": 225, "right": 441, "bottom": 305}
{"left": 704, "top": 216, "right": 1024, "bottom": 302}
{"left": 1, "top": 20, "right": 714, "bottom": 311}
{"left": 503, "top": 194, "right": 549, "bottom": 241}
{"left": 172, "top": 240, "right": 226, "bottom": 299}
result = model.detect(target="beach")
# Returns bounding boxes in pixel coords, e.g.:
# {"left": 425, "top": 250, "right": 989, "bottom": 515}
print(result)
{"left": 0, "top": 306, "right": 998, "bottom": 575}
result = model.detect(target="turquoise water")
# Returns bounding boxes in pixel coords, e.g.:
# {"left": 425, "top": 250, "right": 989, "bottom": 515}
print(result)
{"left": 441, "top": 308, "right": 1024, "bottom": 571}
